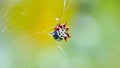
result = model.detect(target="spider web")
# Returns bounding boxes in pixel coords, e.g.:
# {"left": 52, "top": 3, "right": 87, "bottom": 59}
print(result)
{"left": 0, "top": 0, "right": 72, "bottom": 57}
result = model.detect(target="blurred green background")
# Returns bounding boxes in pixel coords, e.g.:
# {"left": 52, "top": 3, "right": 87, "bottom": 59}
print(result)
{"left": 0, "top": 0, "right": 120, "bottom": 68}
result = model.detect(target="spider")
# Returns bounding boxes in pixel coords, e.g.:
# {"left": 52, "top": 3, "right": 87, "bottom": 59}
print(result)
{"left": 51, "top": 23, "right": 71, "bottom": 41}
